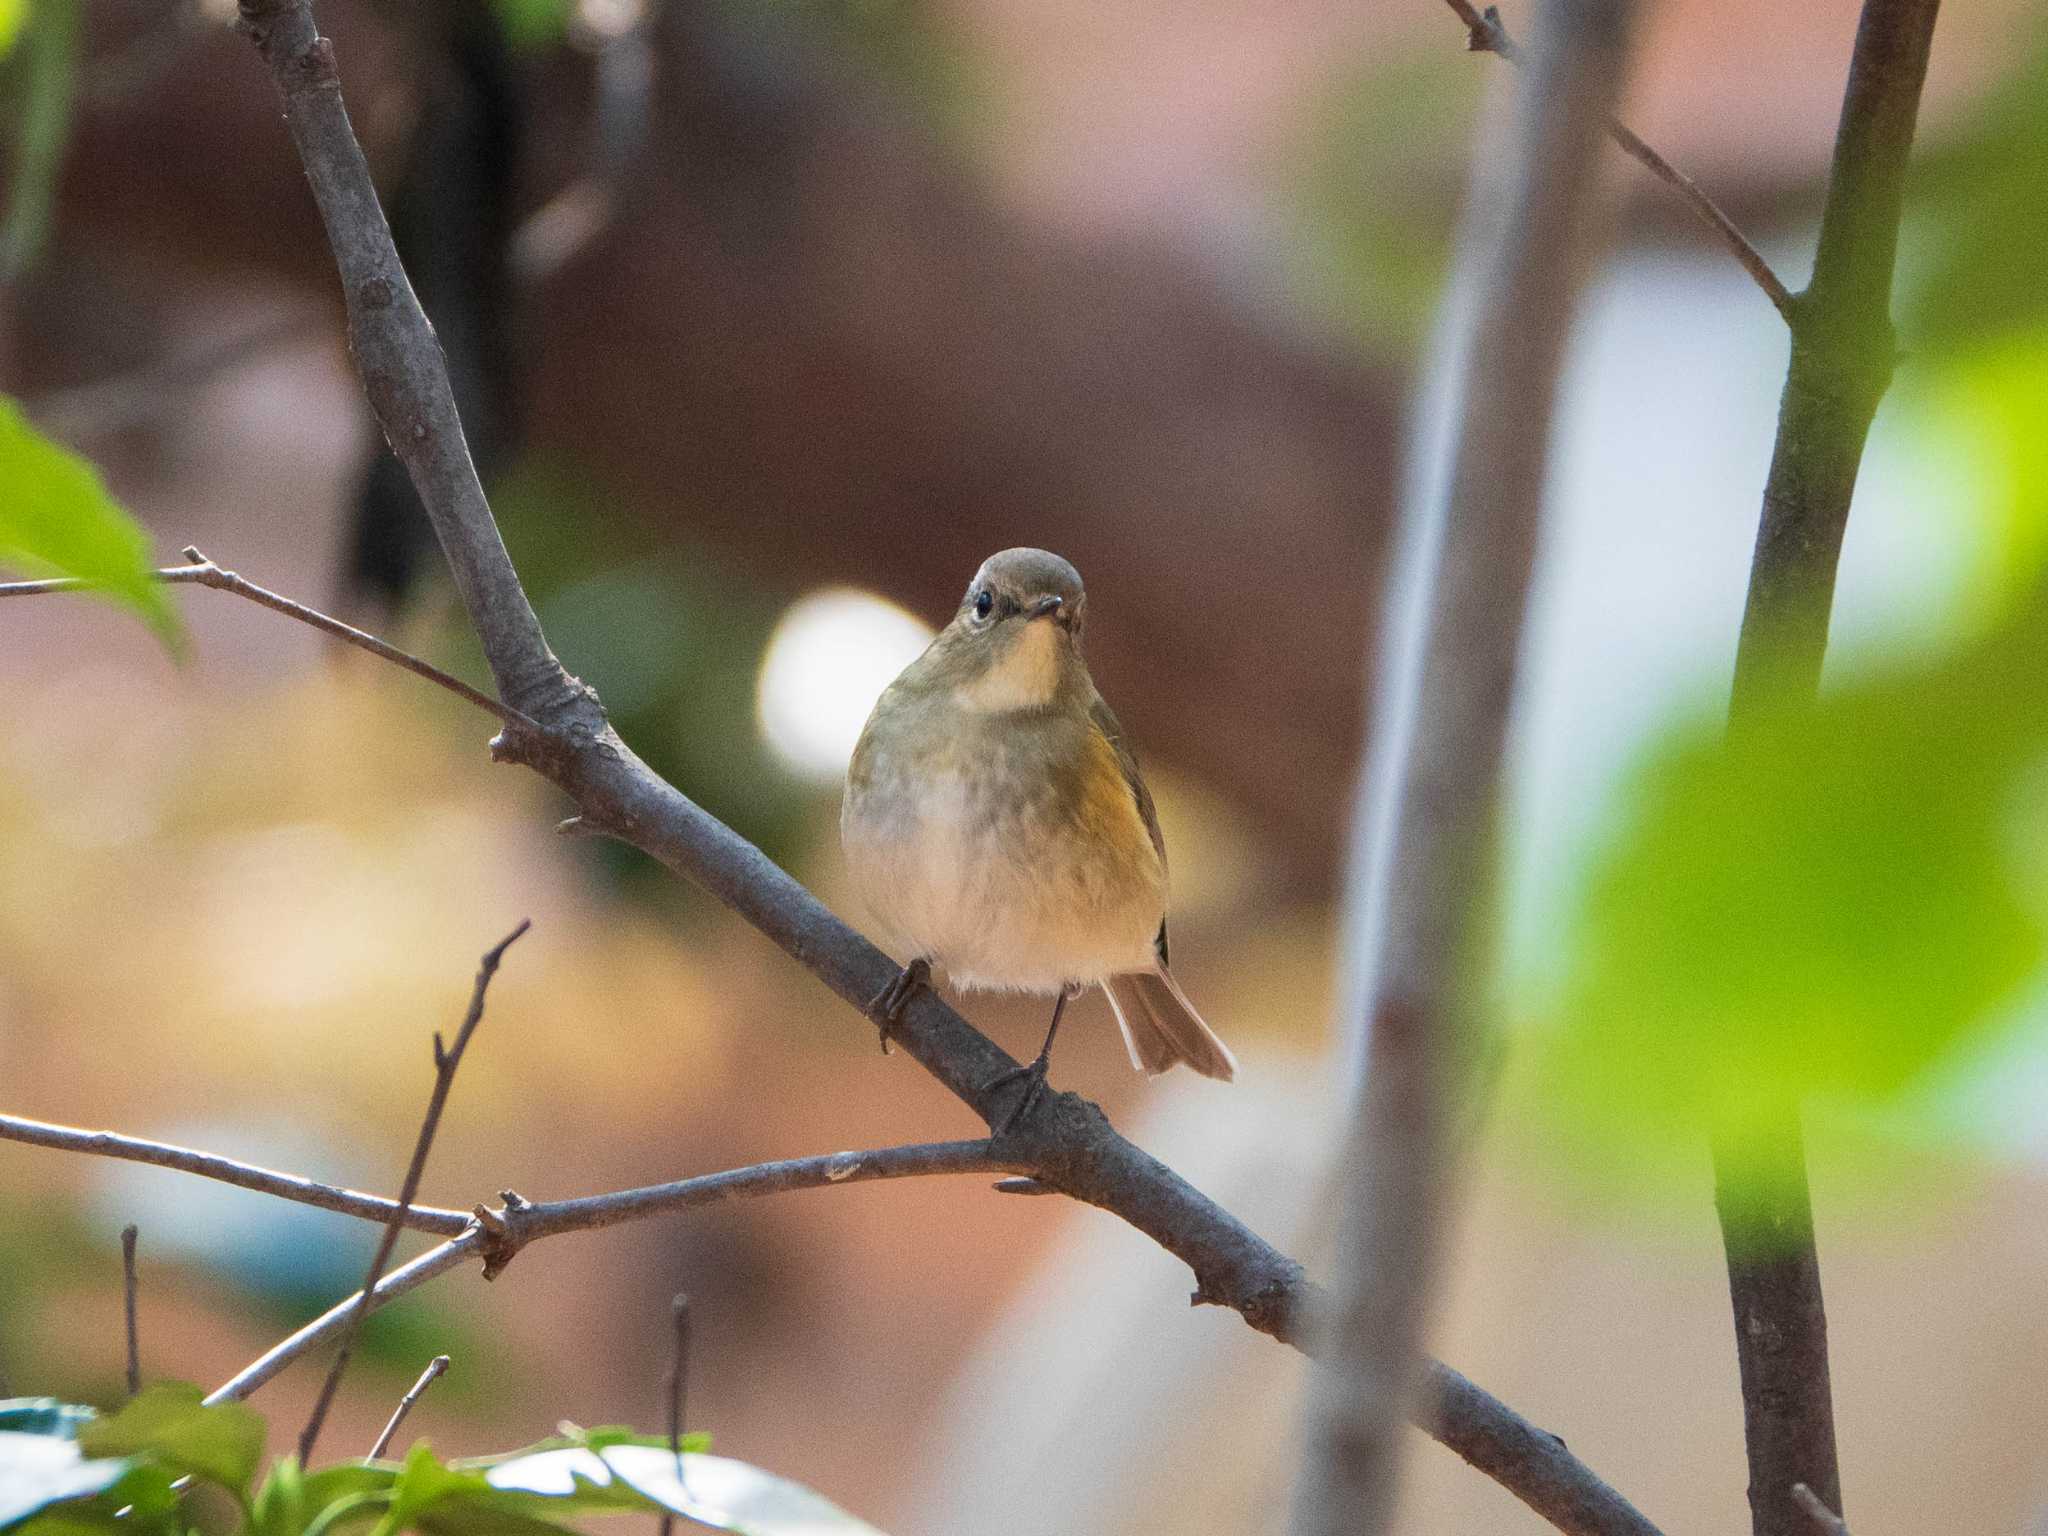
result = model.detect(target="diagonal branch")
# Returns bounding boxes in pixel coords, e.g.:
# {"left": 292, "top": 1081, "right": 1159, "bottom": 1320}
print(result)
{"left": 159, "top": 5, "right": 1670, "bottom": 1531}
{"left": 1441, "top": 0, "right": 1797, "bottom": 320}
{"left": 296, "top": 918, "right": 529, "bottom": 1464}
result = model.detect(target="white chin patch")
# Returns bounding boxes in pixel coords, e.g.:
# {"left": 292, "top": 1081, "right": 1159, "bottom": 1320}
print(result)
{"left": 954, "top": 621, "right": 1061, "bottom": 712}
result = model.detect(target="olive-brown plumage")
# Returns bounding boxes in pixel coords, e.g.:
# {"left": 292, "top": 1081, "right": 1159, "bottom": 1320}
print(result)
{"left": 841, "top": 548, "right": 1236, "bottom": 1087}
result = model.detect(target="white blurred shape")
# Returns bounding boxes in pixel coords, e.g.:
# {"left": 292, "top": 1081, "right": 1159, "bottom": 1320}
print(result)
{"left": 756, "top": 589, "right": 935, "bottom": 780}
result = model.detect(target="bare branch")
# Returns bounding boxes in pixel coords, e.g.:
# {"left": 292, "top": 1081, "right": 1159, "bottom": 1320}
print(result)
{"left": 0, "top": 552, "right": 534, "bottom": 732}
{"left": 120, "top": 1224, "right": 141, "bottom": 1397}
{"left": 0, "top": 1112, "right": 472, "bottom": 1233}
{"left": 297, "top": 918, "right": 529, "bottom": 1465}
{"left": 204, "top": 1139, "right": 1012, "bottom": 1404}
{"left": 1440, "top": 0, "right": 1796, "bottom": 320}
{"left": 366, "top": 1354, "right": 450, "bottom": 1461}
{"left": 201, "top": 5, "right": 1670, "bottom": 1529}
{"left": 1789, "top": 1485, "right": 1850, "bottom": 1536}
{"left": 1291, "top": 1, "right": 1644, "bottom": 1533}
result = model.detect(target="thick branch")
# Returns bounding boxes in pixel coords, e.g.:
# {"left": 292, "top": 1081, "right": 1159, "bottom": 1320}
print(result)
{"left": 1714, "top": 7, "right": 1939, "bottom": 1536}
{"left": 1442, "top": 0, "right": 1795, "bottom": 320}
{"left": 211, "top": 6, "right": 1667, "bottom": 1531}
{"left": 1292, "top": 1, "right": 1641, "bottom": 1533}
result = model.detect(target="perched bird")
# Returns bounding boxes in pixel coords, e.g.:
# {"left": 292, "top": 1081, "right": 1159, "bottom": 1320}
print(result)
{"left": 842, "top": 547, "right": 1237, "bottom": 1125}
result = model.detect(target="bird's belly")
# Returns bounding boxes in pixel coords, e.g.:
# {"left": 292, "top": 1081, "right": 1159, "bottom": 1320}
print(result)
{"left": 843, "top": 777, "right": 1163, "bottom": 993}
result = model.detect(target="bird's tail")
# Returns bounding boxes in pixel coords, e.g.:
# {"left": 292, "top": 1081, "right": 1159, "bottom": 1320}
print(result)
{"left": 1102, "top": 966, "right": 1237, "bottom": 1082}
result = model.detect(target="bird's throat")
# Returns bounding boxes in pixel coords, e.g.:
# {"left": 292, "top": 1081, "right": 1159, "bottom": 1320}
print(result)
{"left": 952, "top": 621, "right": 1064, "bottom": 713}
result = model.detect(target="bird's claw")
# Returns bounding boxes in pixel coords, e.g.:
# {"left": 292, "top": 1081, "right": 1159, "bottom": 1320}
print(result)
{"left": 866, "top": 958, "right": 931, "bottom": 1055}
{"left": 986, "top": 1054, "right": 1053, "bottom": 1135}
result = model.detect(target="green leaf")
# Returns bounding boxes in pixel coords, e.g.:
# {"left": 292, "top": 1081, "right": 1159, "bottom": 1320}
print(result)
{"left": 0, "top": 0, "right": 27, "bottom": 60}
{"left": 76, "top": 1384, "right": 264, "bottom": 1495}
{"left": 0, "top": 397, "right": 179, "bottom": 647}
{"left": 0, "top": 1432, "right": 129, "bottom": 1530}
{"left": 484, "top": 1445, "right": 892, "bottom": 1534}
{"left": 1524, "top": 613, "right": 2048, "bottom": 1244}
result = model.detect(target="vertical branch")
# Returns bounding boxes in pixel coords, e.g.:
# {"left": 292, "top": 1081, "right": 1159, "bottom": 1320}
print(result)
{"left": 297, "top": 920, "right": 530, "bottom": 1464}
{"left": 659, "top": 1294, "right": 690, "bottom": 1536}
{"left": 1290, "top": 1, "right": 1641, "bottom": 1532}
{"left": 119, "top": 1224, "right": 141, "bottom": 1397}
{"left": 1714, "top": 5, "right": 1940, "bottom": 1536}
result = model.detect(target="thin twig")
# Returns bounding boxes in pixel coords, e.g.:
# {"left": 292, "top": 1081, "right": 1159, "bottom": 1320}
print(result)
{"left": 659, "top": 1294, "right": 689, "bottom": 1536}
{"left": 120, "top": 1224, "right": 141, "bottom": 1397}
{"left": 208, "top": 1235, "right": 479, "bottom": 1406}
{"left": 1291, "top": 2, "right": 1643, "bottom": 1533}
{"left": 366, "top": 1354, "right": 450, "bottom": 1460}
{"left": 0, "top": 551, "right": 535, "bottom": 732}
{"left": 0, "top": 1113, "right": 473, "bottom": 1234}
{"left": 204, "top": 1140, "right": 1011, "bottom": 1404}
{"left": 219, "top": 7, "right": 1668, "bottom": 1531}
{"left": 1440, "top": 0, "right": 1796, "bottom": 320}
{"left": 1789, "top": 1486, "right": 1850, "bottom": 1536}
{"left": 296, "top": 919, "right": 529, "bottom": 1465}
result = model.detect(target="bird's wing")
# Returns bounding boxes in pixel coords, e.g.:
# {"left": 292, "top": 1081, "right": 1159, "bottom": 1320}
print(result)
{"left": 1090, "top": 695, "right": 1171, "bottom": 966}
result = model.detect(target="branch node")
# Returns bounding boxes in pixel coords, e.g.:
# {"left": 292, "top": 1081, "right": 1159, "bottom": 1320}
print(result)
{"left": 991, "top": 1177, "right": 1050, "bottom": 1196}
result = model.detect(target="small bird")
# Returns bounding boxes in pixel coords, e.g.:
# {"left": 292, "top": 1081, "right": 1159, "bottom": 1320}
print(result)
{"left": 841, "top": 547, "right": 1237, "bottom": 1126}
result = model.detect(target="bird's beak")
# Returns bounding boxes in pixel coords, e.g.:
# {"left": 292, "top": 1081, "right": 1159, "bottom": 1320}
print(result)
{"left": 1030, "top": 595, "right": 1068, "bottom": 627}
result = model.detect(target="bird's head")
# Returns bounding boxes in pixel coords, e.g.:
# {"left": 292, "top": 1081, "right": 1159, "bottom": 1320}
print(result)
{"left": 921, "top": 547, "right": 1089, "bottom": 713}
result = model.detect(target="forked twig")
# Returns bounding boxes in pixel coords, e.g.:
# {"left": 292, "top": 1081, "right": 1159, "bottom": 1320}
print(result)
{"left": 1441, "top": 0, "right": 1796, "bottom": 320}
{"left": 296, "top": 919, "right": 530, "bottom": 1464}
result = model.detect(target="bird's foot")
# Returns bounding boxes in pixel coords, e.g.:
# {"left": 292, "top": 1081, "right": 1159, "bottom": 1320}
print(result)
{"left": 865, "top": 958, "right": 931, "bottom": 1055}
{"left": 985, "top": 1051, "right": 1054, "bottom": 1136}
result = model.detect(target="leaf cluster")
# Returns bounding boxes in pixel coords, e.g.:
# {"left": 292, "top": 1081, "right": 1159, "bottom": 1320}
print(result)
{"left": 0, "top": 1389, "right": 884, "bottom": 1536}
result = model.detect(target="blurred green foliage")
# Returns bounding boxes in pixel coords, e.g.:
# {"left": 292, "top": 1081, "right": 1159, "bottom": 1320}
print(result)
{"left": 1516, "top": 36, "right": 2048, "bottom": 1243}
{"left": 1282, "top": 47, "right": 1480, "bottom": 355}
{"left": 0, "top": 0, "right": 78, "bottom": 277}
{"left": 1523, "top": 614, "right": 2048, "bottom": 1238}
{"left": 480, "top": 458, "right": 817, "bottom": 882}
{"left": 0, "top": 397, "right": 180, "bottom": 648}
{"left": 1, "top": 1393, "right": 887, "bottom": 1536}
{"left": 488, "top": 0, "right": 573, "bottom": 54}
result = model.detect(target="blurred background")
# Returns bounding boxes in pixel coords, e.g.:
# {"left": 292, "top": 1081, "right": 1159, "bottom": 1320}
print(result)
{"left": 3, "top": 0, "right": 2047, "bottom": 1530}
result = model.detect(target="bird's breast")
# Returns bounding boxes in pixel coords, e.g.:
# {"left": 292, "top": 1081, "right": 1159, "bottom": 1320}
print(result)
{"left": 841, "top": 711, "right": 1164, "bottom": 991}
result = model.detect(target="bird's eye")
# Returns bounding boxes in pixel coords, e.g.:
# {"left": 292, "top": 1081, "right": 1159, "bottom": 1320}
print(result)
{"left": 973, "top": 589, "right": 994, "bottom": 620}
